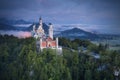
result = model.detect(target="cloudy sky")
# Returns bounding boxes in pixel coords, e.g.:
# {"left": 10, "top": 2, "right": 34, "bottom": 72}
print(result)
{"left": 0, "top": 0, "right": 120, "bottom": 34}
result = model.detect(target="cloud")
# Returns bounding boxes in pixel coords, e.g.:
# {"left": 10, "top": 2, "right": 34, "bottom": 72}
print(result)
{"left": 0, "top": 0, "right": 120, "bottom": 34}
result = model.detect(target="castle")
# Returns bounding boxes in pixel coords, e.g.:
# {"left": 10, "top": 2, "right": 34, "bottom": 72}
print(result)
{"left": 31, "top": 17, "right": 62, "bottom": 54}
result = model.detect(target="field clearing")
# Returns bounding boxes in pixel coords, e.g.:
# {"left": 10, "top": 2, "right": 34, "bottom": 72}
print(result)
{"left": 92, "top": 39, "right": 120, "bottom": 51}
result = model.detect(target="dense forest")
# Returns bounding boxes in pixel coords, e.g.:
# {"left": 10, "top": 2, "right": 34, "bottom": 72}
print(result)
{"left": 0, "top": 35, "right": 120, "bottom": 80}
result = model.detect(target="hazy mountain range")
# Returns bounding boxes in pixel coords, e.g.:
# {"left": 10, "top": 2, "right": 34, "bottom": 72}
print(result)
{"left": 0, "top": 18, "right": 120, "bottom": 40}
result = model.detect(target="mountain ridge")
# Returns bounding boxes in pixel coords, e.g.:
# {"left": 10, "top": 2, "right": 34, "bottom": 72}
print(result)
{"left": 55, "top": 27, "right": 98, "bottom": 40}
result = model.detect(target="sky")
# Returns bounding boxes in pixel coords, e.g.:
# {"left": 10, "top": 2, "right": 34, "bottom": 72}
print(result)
{"left": 0, "top": 0, "right": 120, "bottom": 34}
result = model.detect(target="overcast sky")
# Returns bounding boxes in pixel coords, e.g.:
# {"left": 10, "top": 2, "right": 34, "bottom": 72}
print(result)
{"left": 0, "top": 0, "right": 120, "bottom": 34}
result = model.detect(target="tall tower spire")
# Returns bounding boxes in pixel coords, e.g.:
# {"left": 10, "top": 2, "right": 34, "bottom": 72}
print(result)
{"left": 39, "top": 17, "right": 42, "bottom": 25}
{"left": 37, "top": 17, "right": 45, "bottom": 37}
{"left": 49, "top": 23, "right": 53, "bottom": 39}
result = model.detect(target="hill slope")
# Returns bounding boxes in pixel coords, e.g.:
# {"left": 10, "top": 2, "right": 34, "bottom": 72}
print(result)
{"left": 56, "top": 28, "right": 98, "bottom": 40}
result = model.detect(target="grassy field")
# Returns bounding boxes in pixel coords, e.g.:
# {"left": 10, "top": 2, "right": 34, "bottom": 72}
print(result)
{"left": 92, "top": 39, "right": 120, "bottom": 51}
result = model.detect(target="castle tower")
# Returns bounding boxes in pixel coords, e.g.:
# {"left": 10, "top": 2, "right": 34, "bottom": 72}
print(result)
{"left": 40, "top": 38, "right": 43, "bottom": 51}
{"left": 49, "top": 23, "right": 53, "bottom": 39}
{"left": 39, "top": 17, "right": 42, "bottom": 25}
{"left": 38, "top": 17, "right": 43, "bottom": 29}
{"left": 37, "top": 17, "right": 45, "bottom": 37}
{"left": 33, "top": 25, "right": 36, "bottom": 32}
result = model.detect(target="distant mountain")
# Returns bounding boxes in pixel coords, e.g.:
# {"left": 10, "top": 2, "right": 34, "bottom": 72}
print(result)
{"left": 0, "top": 18, "right": 119, "bottom": 40}
{"left": 13, "top": 19, "right": 32, "bottom": 24}
{"left": 0, "top": 18, "right": 32, "bottom": 25}
{"left": 55, "top": 28, "right": 98, "bottom": 40}
{"left": 0, "top": 18, "right": 33, "bottom": 31}
{"left": 0, "top": 19, "right": 49, "bottom": 34}
{"left": 0, "top": 23, "right": 16, "bottom": 30}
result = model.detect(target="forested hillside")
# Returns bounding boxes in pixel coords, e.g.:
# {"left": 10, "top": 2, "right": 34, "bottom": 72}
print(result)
{"left": 0, "top": 35, "right": 120, "bottom": 80}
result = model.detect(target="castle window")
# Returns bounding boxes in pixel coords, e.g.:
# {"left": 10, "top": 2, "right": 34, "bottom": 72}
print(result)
{"left": 49, "top": 44, "right": 51, "bottom": 47}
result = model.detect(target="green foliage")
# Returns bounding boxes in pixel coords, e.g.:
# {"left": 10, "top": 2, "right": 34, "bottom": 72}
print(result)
{"left": 59, "top": 37, "right": 92, "bottom": 50}
{"left": 0, "top": 35, "right": 119, "bottom": 80}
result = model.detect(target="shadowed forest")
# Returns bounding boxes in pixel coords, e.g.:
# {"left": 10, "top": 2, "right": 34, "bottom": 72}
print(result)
{"left": 0, "top": 35, "right": 120, "bottom": 80}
